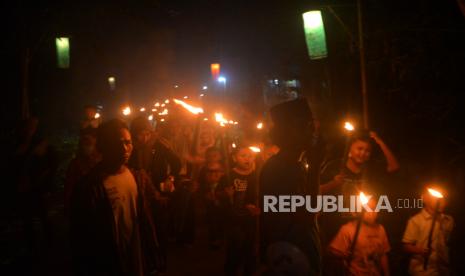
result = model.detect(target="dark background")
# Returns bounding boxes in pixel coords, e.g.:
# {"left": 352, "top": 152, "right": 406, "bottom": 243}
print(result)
{"left": 1, "top": 0, "right": 465, "bottom": 273}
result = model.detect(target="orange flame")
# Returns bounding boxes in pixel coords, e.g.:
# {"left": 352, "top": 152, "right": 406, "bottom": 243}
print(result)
{"left": 249, "top": 146, "right": 261, "bottom": 153}
{"left": 427, "top": 188, "right": 444, "bottom": 199}
{"left": 122, "top": 106, "right": 131, "bottom": 116}
{"left": 344, "top": 121, "right": 355, "bottom": 132}
{"left": 359, "top": 192, "right": 369, "bottom": 205}
{"left": 173, "top": 99, "right": 204, "bottom": 115}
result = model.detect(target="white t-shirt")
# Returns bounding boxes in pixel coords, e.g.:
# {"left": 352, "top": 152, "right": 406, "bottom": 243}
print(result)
{"left": 103, "top": 166, "right": 142, "bottom": 275}
{"left": 402, "top": 209, "right": 454, "bottom": 276}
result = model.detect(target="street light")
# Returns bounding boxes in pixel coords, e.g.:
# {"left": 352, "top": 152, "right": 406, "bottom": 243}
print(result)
{"left": 217, "top": 76, "right": 227, "bottom": 103}
{"left": 108, "top": 76, "right": 116, "bottom": 90}
{"left": 218, "top": 76, "right": 227, "bottom": 83}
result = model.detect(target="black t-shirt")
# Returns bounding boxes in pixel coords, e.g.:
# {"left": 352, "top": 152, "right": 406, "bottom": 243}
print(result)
{"left": 320, "top": 158, "right": 393, "bottom": 196}
{"left": 320, "top": 159, "right": 363, "bottom": 198}
{"left": 219, "top": 169, "right": 257, "bottom": 217}
{"left": 259, "top": 151, "right": 321, "bottom": 275}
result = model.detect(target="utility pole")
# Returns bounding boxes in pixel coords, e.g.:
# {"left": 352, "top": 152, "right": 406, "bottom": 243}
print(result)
{"left": 21, "top": 47, "right": 31, "bottom": 120}
{"left": 357, "top": 0, "right": 369, "bottom": 129}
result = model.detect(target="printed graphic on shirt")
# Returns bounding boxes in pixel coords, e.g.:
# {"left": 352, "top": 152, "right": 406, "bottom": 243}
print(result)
{"left": 233, "top": 178, "right": 248, "bottom": 192}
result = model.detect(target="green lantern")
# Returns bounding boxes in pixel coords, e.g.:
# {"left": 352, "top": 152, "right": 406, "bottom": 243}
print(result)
{"left": 55, "top": 37, "right": 70, "bottom": 68}
{"left": 302, "top": 11, "right": 327, "bottom": 60}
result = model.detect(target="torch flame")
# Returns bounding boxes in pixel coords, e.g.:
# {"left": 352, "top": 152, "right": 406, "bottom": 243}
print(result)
{"left": 344, "top": 122, "right": 355, "bottom": 132}
{"left": 215, "top": 113, "right": 227, "bottom": 125}
{"left": 173, "top": 99, "right": 204, "bottom": 115}
{"left": 140, "top": 107, "right": 146, "bottom": 112}
{"left": 94, "top": 113, "right": 101, "bottom": 119}
{"left": 359, "top": 192, "right": 369, "bottom": 205}
{"left": 249, "top": 146, "right": 261, "bottom": 153}
{"left": 122, "top": 106, "right": 131, "bottom": 116}
{"left": 257, "top": 122, "right": 263, "bottom": 129}
{"left": 214, "top": 113, "right": 237, "bottom": 127}
{"left": 159, "top": 109, "right": 169, "bottom": 116}
{"left": 427, "top": 188, "right": 444, "bottom": 199}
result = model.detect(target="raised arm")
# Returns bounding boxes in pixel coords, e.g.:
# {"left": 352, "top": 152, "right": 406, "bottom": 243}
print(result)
{"left": 370, "top": 131, "right": 400, "bottom": 173}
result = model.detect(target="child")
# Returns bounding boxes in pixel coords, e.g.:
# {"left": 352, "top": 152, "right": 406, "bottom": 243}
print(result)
{"left": 402, "top": 187, "right": 454, "bottom": 275}
{"left": 329, "top": 198, "right": 390, "bottom": 276}
{"left": 199, "top": 162, "right": 225, "bottom": 249}
{"left": 220, "top": 146, "right": 260, "bottom": 276}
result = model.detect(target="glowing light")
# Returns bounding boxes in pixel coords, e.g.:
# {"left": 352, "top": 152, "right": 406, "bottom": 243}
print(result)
{"left": 427, "top": 188, "right": 444, "bottom": 199}
{"left": 200, "top": 94, "right": 205, "bottom": 97}
{"left": 160, "top": 118, "right": 165, "bottom": 122}
{"left": 344, "top": 122, "right": 355, "bottom": 132}
{"left": 152, "top": 108, "right": 157, "bottom": 112}
{"left": 359, "top": 192, "right": 369, "bottom": 205}
{"left": 161, "top": 104, "right": 166, "bottom": 107}
{"left": 215, "top": 113, "right": 227, "bottom": 124}
{"left": 203, "top": 118, "right": 208, "bottom": 121}
{"left": 122, "top": 106, "right": 131, "bottom": 116}
{"left": 302, "top": 10, "right": 327, "bottom": 60}
{"left": 165, "top": 99, "right": 170, "bottom": 104}
{"left": 232, "top": 143, "right": 237, "bottom": 148}
{"left": 174, "top": 85, "right": 179, "bottom": 89}
{"left": 249, "top": 146, "right": 261, "bottom": 153}
{"left": 148, "top": 115, "right": 153, "bottom": 121}
{"left": 211, "top": 63, "right": 220, "bottom": 79}
{"left": 183, "top": 96, "right": 188, "bottom": 99}
{"left": 218, "top": 76, "right": 227, "bottom": 83}
{"left": 257, "top": 122, "right": 263, "bottom": 129}
{"left": 140, "top": 107, "right": 146, "bottom": 112}
{"left": 234, "top": 122, "right": 238, "bottom": 125}
{"left": 108, "top": 77, "right": 116, "bottom": 90}
{"left": 94, "top": 113, "right": 100, "bottom": 119}
{"left": 155, "top": 102, "right": 160, "bottom": 107}
{"left": 55, "top": 37, "right": 70, "bottom": 68}
{"left": 202, "top": 86, "right": 208, "bottom": 90}
{"left": 159, "top": 109, "right": 169, "bottom": 116}
{"left": 173, "top": 99, "right": 204, "bottom": 115}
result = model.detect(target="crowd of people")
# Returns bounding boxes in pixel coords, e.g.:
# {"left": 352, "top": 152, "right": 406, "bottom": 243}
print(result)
{"left": 7, "top": 98, "right": 455, "bottom": 276}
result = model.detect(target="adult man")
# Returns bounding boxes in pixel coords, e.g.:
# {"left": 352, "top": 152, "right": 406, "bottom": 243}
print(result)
{"left": 70, "top": 119, "right": 158, "bottom": 275}
{"left": 260, "top": 98, "right": 322, "bottom": 275}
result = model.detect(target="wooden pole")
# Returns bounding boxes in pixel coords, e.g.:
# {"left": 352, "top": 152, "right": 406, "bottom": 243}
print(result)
{"left": 357, "top": 0, "right": 369, "bottom": 129}
{"left": 21, "top": 48, "right": 31, "bottom": 120}
{"left": 424, "top": 200, "right": 440, "bottom": 270}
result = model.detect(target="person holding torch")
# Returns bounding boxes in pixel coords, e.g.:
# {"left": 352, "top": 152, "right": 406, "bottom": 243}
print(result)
{"left": 329, "top": 193, "right": 391, "bottom": 276}
{"left": 402, "top": 186, "right": 454, "bottom": 275}
{"left": 319, "top": 130, "right": 399, "bottom": 250}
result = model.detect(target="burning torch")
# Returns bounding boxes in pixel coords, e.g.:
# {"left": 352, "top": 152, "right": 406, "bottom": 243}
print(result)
{"left": 348, "top": 191, "right": 370, "bottom": 265}
{"left": 424, "top": 187, "right": 444, "bottom": 270}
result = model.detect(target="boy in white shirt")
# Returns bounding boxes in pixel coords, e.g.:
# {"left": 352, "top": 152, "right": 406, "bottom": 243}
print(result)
{"left": 402, "top": 187, "right": 454, "bottom": 275}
